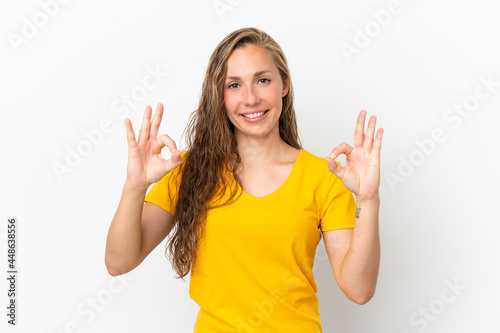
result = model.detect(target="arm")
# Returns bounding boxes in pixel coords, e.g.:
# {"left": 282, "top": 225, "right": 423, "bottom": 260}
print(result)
{"left": 105, "top": 184, "right": 174, "bottom": 276}
{"left": 324, "top": 110, "right": 384, "bottom": 304}
{"left": 322, "top": 194, "right": 380, "bottom": 304}
{"left": 104, "top": 103, "right": 182, "bottom": 276}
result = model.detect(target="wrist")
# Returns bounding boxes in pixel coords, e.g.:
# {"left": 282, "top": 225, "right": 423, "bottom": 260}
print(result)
{"left": 355, "top": 192, "right": 380, "bottom": 205}
{"left": 123, "top": 181, "right": 149, "bottom": 195}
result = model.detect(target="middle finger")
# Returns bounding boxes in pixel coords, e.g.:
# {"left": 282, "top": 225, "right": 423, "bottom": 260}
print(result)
{"left": 354, "top": 110, "right": 367, "bottom": 148}
{"left": 138, "top": 105, "right": 152, "bottom": 143}
{"left": 149, "top": 103, "right": 164, "bottom": 140}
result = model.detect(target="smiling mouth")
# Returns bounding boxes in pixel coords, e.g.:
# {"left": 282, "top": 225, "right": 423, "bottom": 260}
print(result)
{"left": 242, "top": 110, "right": 269, "bottom": 119}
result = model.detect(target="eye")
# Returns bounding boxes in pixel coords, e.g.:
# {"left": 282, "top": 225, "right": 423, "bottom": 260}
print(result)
{"left": 258, "top": 78, "right": 271, "bottom": 84}
{"left": 228, "top": 83, "right": 240, "bottom": 89}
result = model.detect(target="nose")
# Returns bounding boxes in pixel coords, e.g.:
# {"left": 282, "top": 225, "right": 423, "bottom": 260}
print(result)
{"left": 243, "top": 85, "right": 260, "bottom": 106}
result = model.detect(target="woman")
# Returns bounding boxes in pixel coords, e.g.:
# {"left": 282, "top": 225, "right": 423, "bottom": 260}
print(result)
{"left": 105, "top": 27, "right": 383, "bottom": 332}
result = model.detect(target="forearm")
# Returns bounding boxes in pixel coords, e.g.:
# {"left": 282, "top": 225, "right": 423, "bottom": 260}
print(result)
{"left": 338, "top": 193, "right": 381, "bottom": 304}
{"left": 105, "top": 183, "right": 148, "bottom": 275}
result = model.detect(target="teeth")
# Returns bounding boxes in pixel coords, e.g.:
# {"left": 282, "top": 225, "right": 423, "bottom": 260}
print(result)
{"left": 243, "top": 111, "right": 266, "bottom": 118}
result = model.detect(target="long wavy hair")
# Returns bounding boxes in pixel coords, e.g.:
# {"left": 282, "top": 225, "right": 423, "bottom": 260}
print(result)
{"left": 165, "top": 27, "right": 302, "bottom": 280}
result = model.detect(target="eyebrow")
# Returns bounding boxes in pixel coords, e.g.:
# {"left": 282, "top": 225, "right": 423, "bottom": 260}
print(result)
{"left": 225, "top": 70, "right": 273, "bottom": 81}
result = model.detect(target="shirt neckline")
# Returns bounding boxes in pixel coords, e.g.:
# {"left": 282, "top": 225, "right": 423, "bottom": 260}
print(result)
{"left": 239, "top": 149, "right": 304, "bottom": 200}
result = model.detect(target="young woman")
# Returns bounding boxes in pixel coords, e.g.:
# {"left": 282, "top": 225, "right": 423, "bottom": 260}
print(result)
{"left": 105, "top": 27, "right": 383, "bottom": 332}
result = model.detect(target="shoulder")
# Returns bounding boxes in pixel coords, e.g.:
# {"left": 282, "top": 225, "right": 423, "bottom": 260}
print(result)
{"left": 301, "top": 149, "right": 343, "bottom": 166}
{"left": 299, "top": 149, "right": 337, "bottom": 169}
{"left": 300, "top": 149, "right": 323, "bottom": 163}
{"left": 295, "top": 149, "right": 327, "bottom": 181}
{"left": 298, "top": 149, "right": 343, "bottom": 184}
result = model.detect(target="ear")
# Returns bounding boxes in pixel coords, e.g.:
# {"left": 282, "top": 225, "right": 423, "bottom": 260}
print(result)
{"left": 281, "top": 76, "right": 289, "bottom": 98}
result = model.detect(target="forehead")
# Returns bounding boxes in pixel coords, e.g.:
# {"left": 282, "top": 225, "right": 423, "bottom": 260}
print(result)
{"left": 225, "top": 45, "right": 277, "bottom": 78}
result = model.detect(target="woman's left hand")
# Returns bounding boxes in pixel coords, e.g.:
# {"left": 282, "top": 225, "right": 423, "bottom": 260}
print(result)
{"left": 326, "top": 110, "right": 384, "bottom": 201}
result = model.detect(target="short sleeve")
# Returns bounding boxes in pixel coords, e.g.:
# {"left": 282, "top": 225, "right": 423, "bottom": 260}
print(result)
{"left": 319, "top": 162, "right": 357, "bottom": 232}
{"left": 144, "top": 157, "right": 185, "bottom": 215}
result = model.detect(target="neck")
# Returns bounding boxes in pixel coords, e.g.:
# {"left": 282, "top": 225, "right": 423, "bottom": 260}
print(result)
{"left": 234, "top": 129, "right": 289, "bottom": 166}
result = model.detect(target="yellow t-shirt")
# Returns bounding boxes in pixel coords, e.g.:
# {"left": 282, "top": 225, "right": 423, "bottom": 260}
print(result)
{"left": 145, "top": 149, "right": 357, "bottom": 332}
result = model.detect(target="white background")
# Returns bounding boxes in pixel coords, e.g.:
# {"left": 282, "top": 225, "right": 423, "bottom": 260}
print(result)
{"left": 1, "top": 0, "right": 499, "bottom": 332}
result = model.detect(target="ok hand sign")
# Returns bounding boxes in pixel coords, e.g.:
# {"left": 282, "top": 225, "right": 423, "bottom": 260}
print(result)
{"left": 123, "top": 103, "right": 183, "bottom": 191}
{"left": 326, "top": 110, "right": 384, "bottom": 201}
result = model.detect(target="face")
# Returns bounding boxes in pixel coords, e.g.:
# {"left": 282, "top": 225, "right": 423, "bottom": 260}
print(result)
{"left": 224, "top": 44, "right": 289, "bottom": 142}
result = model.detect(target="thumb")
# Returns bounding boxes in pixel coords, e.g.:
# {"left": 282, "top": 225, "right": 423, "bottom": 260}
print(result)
{"left": 163, "top": 149, "right": 182, "bottom": 171}
{"left": 325, "top": 156, "right": 343, "bottom": 177}
{"left": 170, "top": 149, "right": 183, "bottom": 166}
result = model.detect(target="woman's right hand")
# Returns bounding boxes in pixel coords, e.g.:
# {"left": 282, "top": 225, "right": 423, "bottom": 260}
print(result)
{"left": 123, "top": 103, "right": 182, "bottom": 191}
